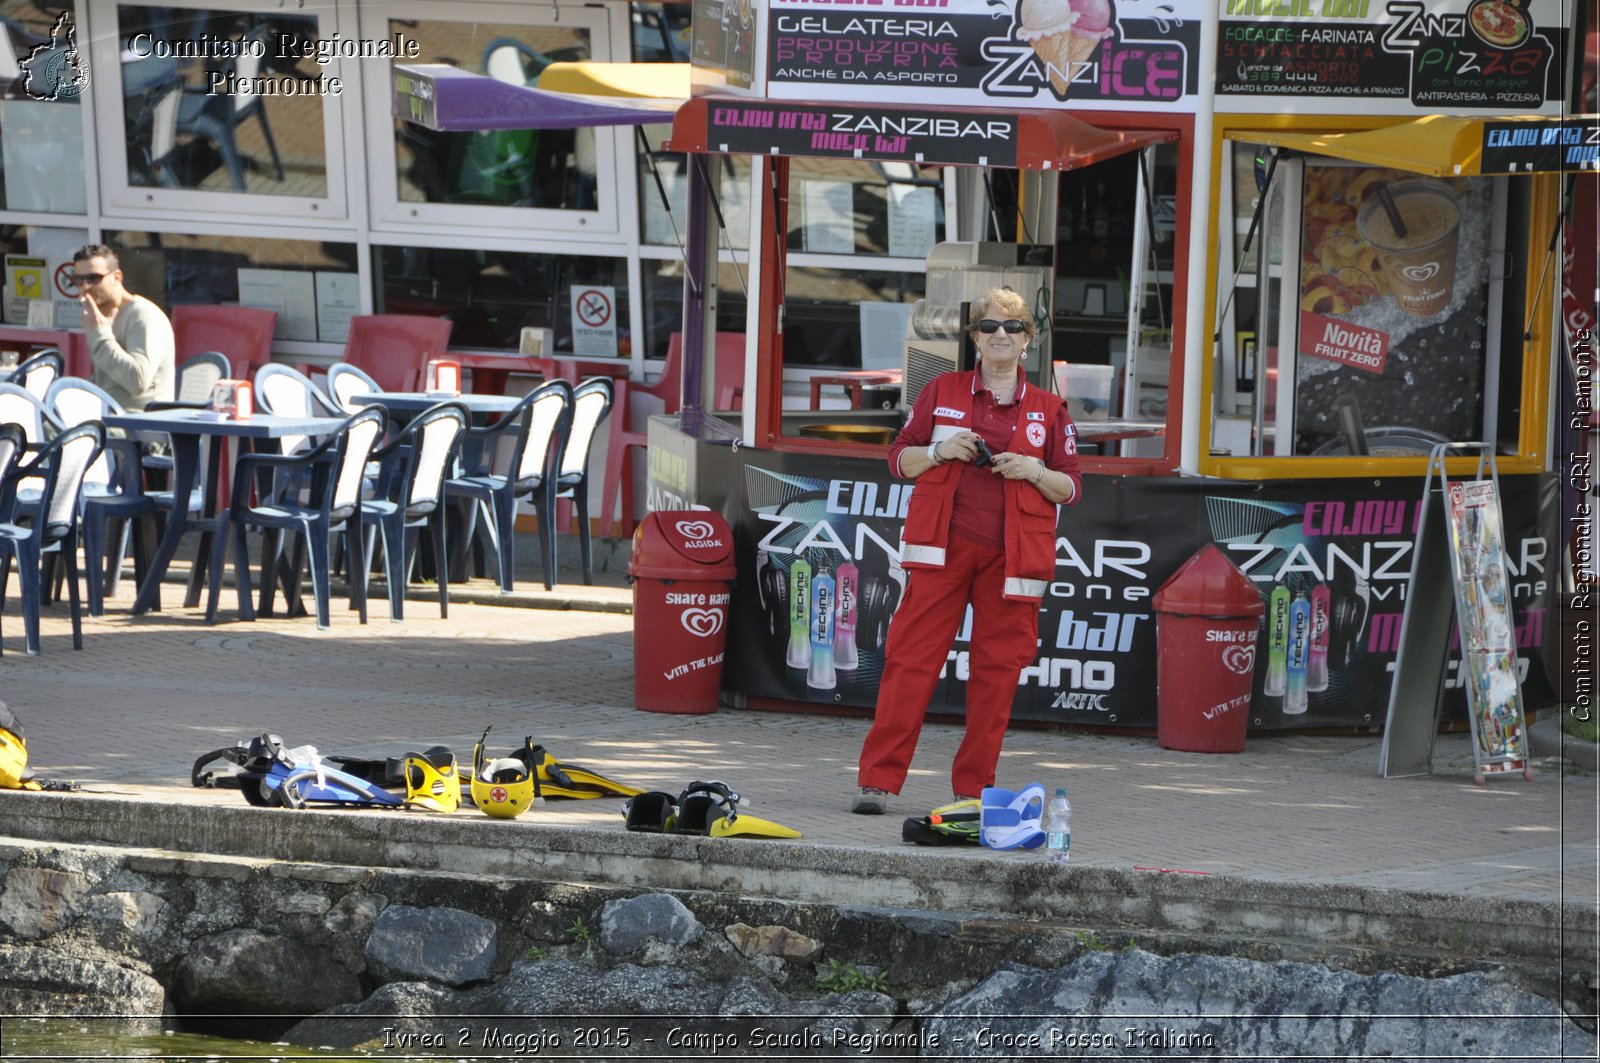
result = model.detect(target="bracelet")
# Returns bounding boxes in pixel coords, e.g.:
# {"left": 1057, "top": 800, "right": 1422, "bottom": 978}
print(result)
{"left": 927, "top": 442, "right": 943, "bottom": 466}
{"left": 1031, "top": 459, "right": 1046, "bottom": 484}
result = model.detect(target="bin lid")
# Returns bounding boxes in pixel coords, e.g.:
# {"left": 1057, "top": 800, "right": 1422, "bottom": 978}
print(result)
{"left": 1152, "top": 544, "right": 1265, "bottom": 617}
{"left": 629, "top": 510, "right": 738, "bottom": 580}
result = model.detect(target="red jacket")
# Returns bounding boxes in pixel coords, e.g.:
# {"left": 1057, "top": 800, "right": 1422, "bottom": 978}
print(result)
{"left": 896, "top": 371, "right": 1070, "bottom": 601}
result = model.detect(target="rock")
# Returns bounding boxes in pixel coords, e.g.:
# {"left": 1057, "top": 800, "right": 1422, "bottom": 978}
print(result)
{"left": 0, "top": 944, "right": 165, "bottom": 1033}
{"left": 0, "top": 867, "right": 89, "bottom": 938}
{"left": 600, "top": 893, "right": 702, "bottom": 954}
{"left": 365, "top": 905, "right": 497, "bottom": 987}
{"left": 323, "top": 893, "right": 383, "bottom": 936}
{"left": 86, "top": 891, "right": 165, "bottom": 935}
{"left": 927, "top": 950, "right": 1595, "bottom": 1059}
{"left": 725, "top": 922, "right": 823, "bottom": 964}
{"left": 284, "top": 980, "right": 457, "bottom": 1050}
{"left": 172, "top": 928, "right": 362, "bottom": 1015}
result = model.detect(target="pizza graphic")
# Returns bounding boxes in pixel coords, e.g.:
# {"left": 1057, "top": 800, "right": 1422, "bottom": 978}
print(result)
{"left": 1468, "top": 0, "right": 1530, "bottom": 48}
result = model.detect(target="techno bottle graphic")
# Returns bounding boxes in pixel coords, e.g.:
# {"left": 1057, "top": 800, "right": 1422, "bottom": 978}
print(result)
{"left": 834, "top": 561, "right": 860, "bottom": 671}
{"left": 1308, "top": 583, "right": 1331, "bottom": 692}
{"left": 808, "top": 569, "right": 837, "bottom": 691}
{"left": 786, "top": 558, "right": 812, "bottom": 670}
{"left": 1285, "top": 592, "right": 1311, "bottom": 715}
{"left": 1265, "top": 584, "right": 1290, "bottom": 697}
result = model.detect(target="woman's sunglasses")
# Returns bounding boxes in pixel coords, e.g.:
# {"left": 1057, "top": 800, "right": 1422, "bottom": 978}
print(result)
{"left": 976, "top": 319, "right": 1029, "bottom": 334}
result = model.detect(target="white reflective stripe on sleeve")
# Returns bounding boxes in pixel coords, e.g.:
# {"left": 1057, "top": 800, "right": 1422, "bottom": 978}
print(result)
{"left": 930, "top": 423, "right": 962, "bottom": 443}
{"left": 1005, "top": 577, "right": 1047, "bottom": 598}
{"left": 902, "top": 544, "right": 946, "bottom": 566}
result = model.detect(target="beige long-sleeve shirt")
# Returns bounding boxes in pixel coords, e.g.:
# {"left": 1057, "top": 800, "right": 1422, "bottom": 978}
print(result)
{"left": 87, "top": 296, "right": 174, "bottom": 412}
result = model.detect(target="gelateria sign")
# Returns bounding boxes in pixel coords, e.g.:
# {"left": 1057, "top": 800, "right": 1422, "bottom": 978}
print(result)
{"left": 1216, "top": 0, "right": 1569, "bottom": 113}
{"left": 763, "top": 0, "right": 1205, "bottom": 112}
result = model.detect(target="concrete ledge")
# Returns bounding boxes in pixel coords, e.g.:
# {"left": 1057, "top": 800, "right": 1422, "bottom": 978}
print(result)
{"left": 2, "top": 791, "right": 1588, "bottom": 974}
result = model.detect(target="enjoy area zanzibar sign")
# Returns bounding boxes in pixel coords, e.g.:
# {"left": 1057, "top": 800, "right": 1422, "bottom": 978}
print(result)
{"left": 1215, "top": 0, "right": 1569, "bottom": 114}
{"left": 762, "top": 0, "right": 1206, "bottom": 112}
{"left": 707, "top": 100, "right": 1018, "bottom": 165}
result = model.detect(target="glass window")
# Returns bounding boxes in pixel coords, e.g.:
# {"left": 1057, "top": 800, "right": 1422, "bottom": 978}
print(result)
{"left": 0, "top": 2, "right": 87, "bottom": 214}
{"left": 638, "top": 129, "right": 944, "bottom": 256}
{"left": 375, "top": 244, "right": 629, "bottom": 355}
{"left": 117, "top": 6, "right": 327, "bottom": 197}
{"left": 631, "top": 3, "right": 691, "bottom": 62}
{"left": 391, "top": 17, "right": 593, "bottom": 212}
{"left": 105, "top": 230, "right": 359, "bottom": 342}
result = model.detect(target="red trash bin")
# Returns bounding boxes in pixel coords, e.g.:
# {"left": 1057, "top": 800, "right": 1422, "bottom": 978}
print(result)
{"left": 629, "top": 511, "right": 738, "bottom": 714}
{"left": 1152, "top": 545, "right": 1265, "bottom": 753}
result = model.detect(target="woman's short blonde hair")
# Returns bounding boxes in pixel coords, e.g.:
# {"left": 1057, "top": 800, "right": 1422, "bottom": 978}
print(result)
{"left": 968, "top": 288, "right": 1036, "bottom": 337}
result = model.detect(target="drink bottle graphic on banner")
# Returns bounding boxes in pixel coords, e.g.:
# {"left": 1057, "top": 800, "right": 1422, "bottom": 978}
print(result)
{"left": 1308, "top": 583, "right": 1331, "bottom": 692}
{"left": 1265, "top": 584, "right": 1290, "bottom": 697}
{"left": 787, "top": 558, "right": 812, "bottom": 669}
{"left": 808, "top": 569, "right": 837, "bottom": 690}
{"left": 1285, "top": 592, "right": 1311, "bottom": 715}
{"left": 834, "top": 561, "right": 860, "bottom": 671}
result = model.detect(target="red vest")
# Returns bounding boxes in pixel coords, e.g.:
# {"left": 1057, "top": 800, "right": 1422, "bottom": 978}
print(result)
{"left": 899, "top": 371, "right": 1062, "bottom": 601}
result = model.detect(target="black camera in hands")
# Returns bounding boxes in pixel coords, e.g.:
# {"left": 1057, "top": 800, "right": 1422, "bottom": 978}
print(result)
{"left": 972, "top": 438, "right": 994, "bottom": 467}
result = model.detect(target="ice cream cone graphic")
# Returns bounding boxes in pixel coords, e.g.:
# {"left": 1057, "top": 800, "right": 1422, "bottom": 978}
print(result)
{"left": 1016, "top": 0, "right": 1115, "bottom": 96}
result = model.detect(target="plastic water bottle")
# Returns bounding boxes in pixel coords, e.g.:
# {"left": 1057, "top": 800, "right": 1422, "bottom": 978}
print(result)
{"left": 807, "top": 569, "right": 837, "bottom": 691}
{"left": 786, "top": 558, "right": 812, "bottom": 669}
{"left": 1285, "top": 592, "right": 1311, "bottom": 715}
{"left": 834, "top": 562, "right": 860, "bottom": 671}
{"left": 1044, "top": 786, "right": 1071, "bottom": 864}
{"left": 1264, "top": 584, "right": 1290, "bottom": 697}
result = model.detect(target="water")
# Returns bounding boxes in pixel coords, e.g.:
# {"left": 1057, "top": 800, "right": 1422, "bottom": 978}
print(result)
{"left": 1, "top": 1017, "right": 460, "bottom": 1061}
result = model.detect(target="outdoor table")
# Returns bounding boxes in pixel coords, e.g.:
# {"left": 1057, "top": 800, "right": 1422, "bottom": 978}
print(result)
{"left": 101, "top": 408, "right": 347, "bottom": 615}
{"left": 350, "top": 391, "right": 523, "bottom": 419}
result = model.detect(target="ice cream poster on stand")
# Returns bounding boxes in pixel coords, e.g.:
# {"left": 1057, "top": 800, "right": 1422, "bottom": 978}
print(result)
{"left": 1442, "top": 479, "right": 1532, "bottom": 777}
{"left": 1292, "top": 166, "right": 1491, "bottom": 455}
{"left": 1215, "top": 0, "right": 1569, "bottom": 113}
{"left": 764, "top": 0, "right": 1205, "bottom": 110}
{"left": 704, "top": 444, "right": 1560, "bottom": 730}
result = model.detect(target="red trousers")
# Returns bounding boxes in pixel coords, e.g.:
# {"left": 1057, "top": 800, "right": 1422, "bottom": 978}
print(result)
{"left": 857, "top": 535, "right": 1041, "bottom": 797}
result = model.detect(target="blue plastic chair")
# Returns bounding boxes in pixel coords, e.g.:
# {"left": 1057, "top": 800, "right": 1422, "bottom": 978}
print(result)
{"left": 206, "top": 406, "right": 388, "bottom": 630}
{"left": 0, "top": 421, "right": 105, "bottom": 654}
{"left": 553, "top": 377, "right": 613, "bottom": 585}
{"left": 363, "top": 401, "right": 468, "bottom": 621}
{"left": 445, "top": 379, "right": 572, "bottom": 592}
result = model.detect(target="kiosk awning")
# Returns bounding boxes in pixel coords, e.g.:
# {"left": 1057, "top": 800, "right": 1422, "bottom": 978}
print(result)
{"left": 393, "top": 63, "right": 684, "bottom": 131}
{"left": 1226, "top": 115, "right": 1600, "bottom": 177}
{"left": 669, "top": 97, "right": 1176, "bottom": 170}
{"left": 536, "top": 61, "right": 690, "bottom": 100}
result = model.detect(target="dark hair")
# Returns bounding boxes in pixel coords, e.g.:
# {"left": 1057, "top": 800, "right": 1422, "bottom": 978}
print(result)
{"left": 72, "top": 244, "right": 119, "bottom": 271}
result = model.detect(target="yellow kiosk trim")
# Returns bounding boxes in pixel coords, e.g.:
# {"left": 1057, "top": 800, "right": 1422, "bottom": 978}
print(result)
{"left": 1224, "top": 115, "right": 1595, "bottom": 178}
{"left": 536, "top": 62, "right": 691, "bottom": 100}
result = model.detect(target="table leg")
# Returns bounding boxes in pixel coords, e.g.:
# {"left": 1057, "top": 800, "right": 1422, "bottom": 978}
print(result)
{"left": 131, "top": 433, "right": 200, "bottom": 615}
{"left": 184, "top": 436, "right": 227, "bottom": 607}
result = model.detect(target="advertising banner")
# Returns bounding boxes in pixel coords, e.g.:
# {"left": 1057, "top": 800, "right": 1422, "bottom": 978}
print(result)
{"left": 1293, "top": 166, "right": 1491, "bottom": 455}
{"left": 1215, "top": 0, "right": 1569, "bottom": 114}
{"left": 704, "top": 100, "right": 1019, "bottom": 166}
{"left": 692, "top": 0, "right": 758, "bottom": 93}
{"left": 660, "top": 441, "right": 1561, "bottom": 730}
{"left": 762, "top": 0, "right": 1205, "bottom": 112}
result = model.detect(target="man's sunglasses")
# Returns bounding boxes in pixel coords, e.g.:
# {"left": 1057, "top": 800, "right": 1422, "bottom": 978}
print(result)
{"left": 68, "top": 272, "right": 108, "bottom": 288}
{"left": 976, "top": 319, "right": 1029, "bottom": 334}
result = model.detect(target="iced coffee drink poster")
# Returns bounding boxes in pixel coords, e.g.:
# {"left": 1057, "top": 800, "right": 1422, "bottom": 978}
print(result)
{"left": 1290, "top": 165, "right": 1493, "bottom": 456}
{"left": 763, "top": 0, "right": 1204, "bottom": 110}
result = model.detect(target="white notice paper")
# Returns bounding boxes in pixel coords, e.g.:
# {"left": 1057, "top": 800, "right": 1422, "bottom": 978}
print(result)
{"left": 239, "top": 269, "right": 317, "bottom": 341}
{"left": 859, "top": 301, "right": 912, "bottom": 371}
{"left": 570, "top": 285, "right": 618, "bottom": 358}
{"left": 314, "top": 272, "right": 359, "bottom": 344}
{"left": 888, "top": 185, "right": 937, "bottom": 259}
{"left": 803, "top": 180, "right": 854, "bottom": 255}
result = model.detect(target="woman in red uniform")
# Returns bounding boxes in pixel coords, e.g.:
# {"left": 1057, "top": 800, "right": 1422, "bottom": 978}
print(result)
{"left": 853, "top": 288, "right": 1082, "bottom": 814}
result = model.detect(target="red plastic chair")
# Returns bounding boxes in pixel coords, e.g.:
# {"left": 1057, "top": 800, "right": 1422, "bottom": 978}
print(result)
{"left": 333, "top": 315, "right": 453, "bottom": 395}
{"left": 172, "top": 305, "right": 276, "bottom": 384}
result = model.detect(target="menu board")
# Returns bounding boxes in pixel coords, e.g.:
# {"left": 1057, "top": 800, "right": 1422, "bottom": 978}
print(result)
{"left": 1215, "top": 0, "right": 1568, "bottom": 114}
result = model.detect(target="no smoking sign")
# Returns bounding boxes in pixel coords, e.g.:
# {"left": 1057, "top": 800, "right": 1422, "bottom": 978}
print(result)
{"left": 570, "top": 285, "right": 617, "bottom": 357}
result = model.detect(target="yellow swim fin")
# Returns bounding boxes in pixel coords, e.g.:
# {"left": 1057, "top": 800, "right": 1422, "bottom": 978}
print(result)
{"left": 708, "top": 810, "right": 802, "bottom": 839}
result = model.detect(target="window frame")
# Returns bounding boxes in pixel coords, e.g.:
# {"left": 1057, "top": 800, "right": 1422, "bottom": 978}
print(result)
{"left": 357, "top": 0, "right": 626, "bottom": 238}
{"left": 88, "top": 0, "right": 352, "bottom": 222}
